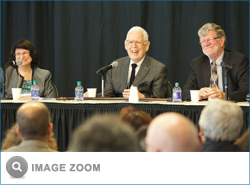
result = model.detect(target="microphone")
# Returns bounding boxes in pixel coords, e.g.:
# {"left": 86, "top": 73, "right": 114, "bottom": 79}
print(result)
{"left": 96, "top": 61, "right": 118, "bottom": 74}
{"left": 9, "top": 59, "right": 23, "bottom": 66}
{"left": 216, "top": 59, "right": 233, "bottom": 69}
{"left": 1, "top": 59, "right": 23, "bottom": 70}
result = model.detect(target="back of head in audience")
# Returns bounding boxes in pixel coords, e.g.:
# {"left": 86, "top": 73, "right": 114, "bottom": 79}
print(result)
{"left": 199, "top": 99, "right": 243, "bottom": 142}
{"left": 68, "top": 114, "right": 138, "bottom": 152}
{"left": 1, "top": 124, "right": 20, "bottom": 150}
{"left": 135, "top": 125, "right": 148, "bottom": 152}
{"left": 1, "top": 123, "right": 58, "bottom": 151}
{"left": 234, "top": 128, "right": 249, "bottom": 151}
{"left": 119, "top": 106, "right": 152, "bottom": 130}
{"left": 16, "top": 101, "right": 53, "bottom": 142}
{"left": 145, "top": 112, "right": 200, "bottom": 152}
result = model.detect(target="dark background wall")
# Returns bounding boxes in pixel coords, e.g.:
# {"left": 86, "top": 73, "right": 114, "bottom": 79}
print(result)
{"left": 1, "top": 1, "right": 249, "bottom": 97}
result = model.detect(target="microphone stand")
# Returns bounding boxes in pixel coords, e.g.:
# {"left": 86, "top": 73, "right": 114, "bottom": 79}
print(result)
{"left": 101, "top": 72, "right": 105, "bottom": 98}
{"left": 224, "top": 68, "right": 229, "bottom": 100}
{"left": 223, "top": 65, "right": 233, "bottom": 100}
{"left": 96, "top": 70, "right": 106, "bottom": 98}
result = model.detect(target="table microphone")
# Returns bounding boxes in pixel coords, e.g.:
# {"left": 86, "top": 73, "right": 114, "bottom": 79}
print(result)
{"left": 10, "top": 59, "right": 23, "bottom": 66}
{"left": 216, "top": 59, "right": 233, "bottom": 69}
{"left": 96, "top": 61, "right": 118, "bottom": 74}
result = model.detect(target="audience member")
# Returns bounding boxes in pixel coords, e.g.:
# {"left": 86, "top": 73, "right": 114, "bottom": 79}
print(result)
{"left": 135, "top": 125, "right": 148, "bottom": 152}
{"left": 1, "top": 123, "right": 58, "bottom": 151}
{"left": 119, "top": 106, "right": 152, "bottom": 130}
{"left": 234, "top": 128, "right": 249, "bottom": 151}
{"left": 2, "top": 101, "right": 58, "bottom": 152}
{"left": 68, "top": 114, "right": 138, "bottom": 152}
{"left": 47, "top": 131, "right": 58, "bottom": 151}
{"left": 145, "top": 112, "right": 200, "bottom": 152}
{"left": 1, "top": 124, "right": 19, "bottom": 150}
{"left": 199, "top": 99, "right": 244, "bottom": 152}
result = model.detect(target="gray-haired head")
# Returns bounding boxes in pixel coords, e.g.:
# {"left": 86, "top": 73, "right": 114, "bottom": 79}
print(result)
{"left": 198, "top": 23, "right": 227, "bottom": 48}
{"left": 126, "top": 26, "right": 149, "bottom": 41}
{"left": 199, "top": 99, "right": 243, "bottom": 142}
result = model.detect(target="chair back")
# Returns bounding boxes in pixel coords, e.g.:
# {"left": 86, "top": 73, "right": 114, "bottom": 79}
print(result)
{"left": 51, "top": 81, "right": 59, "bottom": 98}
{"left": 167, "top": 81, "right": 173, "bottom": 98}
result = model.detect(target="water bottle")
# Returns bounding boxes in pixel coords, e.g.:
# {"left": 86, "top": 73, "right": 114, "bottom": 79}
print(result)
{"left": 31, "top": 80, "right": 40, "bottom": 100}
{"left": 75, "top": 81, "right": 84, "bottom": 101}
{"left": 172, "top": 82, "right": 182, "bottom": 103}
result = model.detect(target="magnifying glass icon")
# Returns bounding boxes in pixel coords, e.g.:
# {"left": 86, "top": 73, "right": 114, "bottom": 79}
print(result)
{"left": 12, "top": 162, "right": 22, "bottom": 172}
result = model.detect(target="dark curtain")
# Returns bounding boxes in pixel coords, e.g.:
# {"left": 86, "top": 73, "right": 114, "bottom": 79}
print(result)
{"left": 1, "top": 1, "right": 249, "bottom": 97}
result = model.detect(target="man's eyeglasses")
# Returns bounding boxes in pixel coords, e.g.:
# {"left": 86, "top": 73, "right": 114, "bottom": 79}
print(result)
{"left": 126, "top": 40, "right": 147, "bottom": 47}
{"left": 199, "top": 37, "right": 220, "bottom": 45}
{"left": 14, "top": 51, "right": 30, "bottom": 57}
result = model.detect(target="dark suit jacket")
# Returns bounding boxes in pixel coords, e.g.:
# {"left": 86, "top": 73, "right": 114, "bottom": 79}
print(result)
{"left": 104, "top": 55, "right": 169, "bottom": 98}
{"left": 201, "top": 138, "right": 244, "bottom": 152}
{"left": 183, "top": 49, "right": 249, "bottom": 102}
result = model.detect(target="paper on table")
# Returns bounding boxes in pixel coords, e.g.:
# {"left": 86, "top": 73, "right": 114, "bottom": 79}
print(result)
{"left": 39, "top": 97, "right": 57, "bottom": 100}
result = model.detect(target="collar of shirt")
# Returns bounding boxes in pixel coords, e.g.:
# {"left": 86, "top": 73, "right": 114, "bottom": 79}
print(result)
{"left": 209, "top": 51, "right": 224, "bottom": 64}
{"left": 209, "top": 51, "right": 224, "bottom": 92}
{"left": 129, "top": 56, "right": 145, "bottom": 69}
{"left": 127, "top": 56, "right": 145, "bottom": 86}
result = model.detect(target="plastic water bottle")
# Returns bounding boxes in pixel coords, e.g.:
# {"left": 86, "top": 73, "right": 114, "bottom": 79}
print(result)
{"left": 172, "top": 82, "right": 182, "bottom": 103}
{"left": 31, "top": 80, "right": 40, "bottom": 100}
{"left": 75, "top": 81, "right": 84, "bottom": 101}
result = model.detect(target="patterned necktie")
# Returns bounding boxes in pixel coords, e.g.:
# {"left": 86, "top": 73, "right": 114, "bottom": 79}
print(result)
{"left": 128, "top": 64, "right": 137, "bottom": 89}
{"left": 210, "top": 61, "right": 218, "bottom": 88}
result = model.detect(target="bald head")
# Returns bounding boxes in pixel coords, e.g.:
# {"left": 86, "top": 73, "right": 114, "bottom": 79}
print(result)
{"left": 145, "top": 113, "right": 200, "bottom": 152}
{"left": 17, "top": 101, "right": 51, "bottom": 140}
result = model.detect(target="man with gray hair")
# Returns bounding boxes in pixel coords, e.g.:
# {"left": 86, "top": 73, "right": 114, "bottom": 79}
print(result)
{"left": 199, "top": 99, "right": 244, "bottom": 152}
{"left": 3, "top": 101, "right": 57, "bottom": 152}
{"left": 145, "top": 112, "right": 201, "bottom": 152}
{"left": 102, "top": 26, "right": 169, "bottom": 98}
{"left": 183, "top": 23, "right": 249, "bottom": 102}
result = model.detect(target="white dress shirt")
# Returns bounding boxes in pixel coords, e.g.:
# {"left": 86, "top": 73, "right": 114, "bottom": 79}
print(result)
{"left": 126, "top": 56, "right": 145, "bottom": 87}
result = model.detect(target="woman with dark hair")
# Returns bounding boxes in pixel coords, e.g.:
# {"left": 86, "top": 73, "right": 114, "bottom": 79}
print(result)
{"left": 2, "top": 39, "right": 55, "bottom": 98}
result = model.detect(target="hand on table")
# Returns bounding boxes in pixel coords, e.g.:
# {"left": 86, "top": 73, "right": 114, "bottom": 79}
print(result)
{"left": 199, "top": 87, "right": 225, "bottom": 100}
{"left": 207, "top": 88, "right": 225, "bottom": 100}
{"left": 122, "top": 85, "right": 145, "bottom": 99}
{"left": 84, "top": 92, "right": 88, "bottom": 97}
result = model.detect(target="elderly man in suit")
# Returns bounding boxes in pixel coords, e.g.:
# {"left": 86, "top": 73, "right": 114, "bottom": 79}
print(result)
{"left": 183, "top": 23, "right": 249, "bottom": 102}
{"left": 3, "top": 101, "right": 57, "bottom": 152}
{"left": 95, "top": 26, "right": 169, "bottom": 98}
